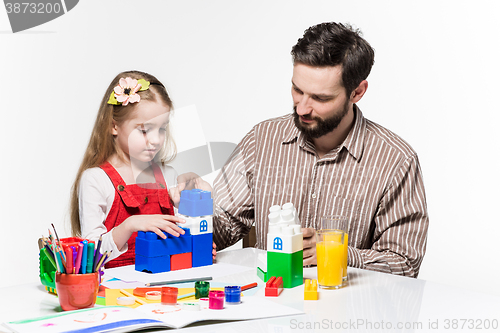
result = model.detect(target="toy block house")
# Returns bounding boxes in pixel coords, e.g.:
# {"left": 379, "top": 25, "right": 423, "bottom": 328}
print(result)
{"left": 258, "top": 203, "right": 303, "bottom": 288}
{"left": 135, "top": 189, "right": 213, "bottom": 273}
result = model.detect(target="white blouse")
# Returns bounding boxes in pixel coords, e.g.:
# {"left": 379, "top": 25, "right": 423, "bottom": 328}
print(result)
{"left": 78, "top": 165, "right": 178, "bottom": 262}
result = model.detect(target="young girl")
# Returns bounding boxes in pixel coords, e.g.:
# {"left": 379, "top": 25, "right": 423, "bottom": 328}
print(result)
{"left": 70, "top": 70, "right": 205, "bottom": 268}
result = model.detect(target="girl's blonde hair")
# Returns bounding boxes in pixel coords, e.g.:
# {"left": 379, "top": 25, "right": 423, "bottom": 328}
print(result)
{"left": 70, "top": 70, "right": 177, "bottom": 236}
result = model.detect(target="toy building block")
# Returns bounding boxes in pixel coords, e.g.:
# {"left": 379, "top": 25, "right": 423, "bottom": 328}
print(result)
{"left": 304, "top": 279, "right": 318, "bottom": 300}
{"left": 178, "top": 189, "right": 213, "bottom": 217}
{"left": 257, "top": 267, "right": 267, "bottom": 282}
{"left": 267, "top": 224, "right": 302, "bottom": 254}
{"left": 135, "top": 189, "right": 214, "bottom": 273}
{"left": 135, "top": 229, "right": 192, "bottom": 257}
{"left": 267, "top": 251, "right": 303, "bottom": 288}
{"left": 265, "top": 276, "right": 283, "bottom": 297}
{"left": 192, "top": 233, "right": 213, "bottom": 267}
{"left": 261, "top": 203, "right": 303, "bottom": 289}
{"left": 171, "top": 252, "right": 192, "bottom": 271}
{"left": 268, "top": 202, "right": 300, "bottom": 225}
{"left": 135, "top": 229, "right": 193, "bottom": 273}
{"left": 182, "top": 216, "right": 213, "bottom": 235}
{"left": 135, "top": 253, "right": 171, "bottom": 274}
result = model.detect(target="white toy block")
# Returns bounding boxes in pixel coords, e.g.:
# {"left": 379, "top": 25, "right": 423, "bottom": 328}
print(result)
{"left": 267, "top": 224, "right": 303, "bottom": 254}
{"left": 268, "top": 202, "right": 300, "bottom": 225}
{"left": 266, "top": 203, "right": 302, "bottom": 253}
{"left": 179, "top": 215, "right": 213, "bottom": 235}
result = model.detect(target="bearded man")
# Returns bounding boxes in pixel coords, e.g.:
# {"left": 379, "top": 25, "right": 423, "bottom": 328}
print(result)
{"left": 212, "top": 22, "right": 429, "bottom": 278}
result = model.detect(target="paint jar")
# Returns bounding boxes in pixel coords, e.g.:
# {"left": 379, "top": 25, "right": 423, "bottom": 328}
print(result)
{"left": 208, "top": 290, "right": 225, "bottom": 309}
{"left": 195, "top": 281, "right": 210, "bottom": 299}
{"left": 224, "top": 286, "right": 241, "bottom": 304}
{"left": 55, "top": 272, "right": 99, "bottom": 311}
{"left": 161, "top": 287, "right": 178, "bottom": 305}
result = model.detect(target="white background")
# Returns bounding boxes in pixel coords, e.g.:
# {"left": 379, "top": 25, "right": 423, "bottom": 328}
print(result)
{"left": 1, "top": 1, "right": 499, "bottom": 297}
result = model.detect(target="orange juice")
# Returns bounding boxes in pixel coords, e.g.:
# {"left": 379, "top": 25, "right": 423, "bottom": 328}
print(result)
{"left": 316, "top": 230, "right": 344, "bottom": 289}
{"left": 343, "top": 233, "right": 348, "bottom": 281}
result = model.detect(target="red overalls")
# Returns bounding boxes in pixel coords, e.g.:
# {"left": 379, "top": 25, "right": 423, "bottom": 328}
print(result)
{"left": 100, "top": 161, "right": 175, "bottom": 268}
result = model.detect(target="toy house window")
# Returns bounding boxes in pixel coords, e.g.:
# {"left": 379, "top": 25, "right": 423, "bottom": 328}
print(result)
{"left": 273, "top": 237, "right": 283, "bottom": 250}
{"left": 200, "top": 220, "right": 208, "bottom": 232}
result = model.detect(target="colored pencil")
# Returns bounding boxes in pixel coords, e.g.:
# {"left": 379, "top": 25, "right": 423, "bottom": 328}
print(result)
{"left": 241, "top": 282, "right": 258, "bottom": 291}
{"left": 93, "top": 251, "right": 108, "bottom": 273}
{"left": 92, "top": 235, "right": 102, "bottom": 272}
{"left": 120, "top": 289, "right": 147, "bottom": 305}
{"left": 146, "top": 276, "right": 213, "bottom": 287}
{"left": 177, "top": 292, "right": 195, "bottom": 300}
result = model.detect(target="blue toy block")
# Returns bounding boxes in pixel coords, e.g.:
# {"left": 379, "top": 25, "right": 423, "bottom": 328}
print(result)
{"left": 135, "top": 229, "right": 192, "bottom": 257}
{"left": 192, "top": 233, "right": 213, "bottom": 267}
{"left": 167, "top": 231, "right": 193, "bottom": 255}
{"left": 136, "top": 254, "right": 170, "bottom": 273}
{"left": 178, "top": 189, "right": 213, "bottom": 217}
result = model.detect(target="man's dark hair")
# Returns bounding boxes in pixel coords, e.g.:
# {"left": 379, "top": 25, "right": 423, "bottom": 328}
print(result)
{"left": 291, "top": 22, "right": 375, "bottom": 96}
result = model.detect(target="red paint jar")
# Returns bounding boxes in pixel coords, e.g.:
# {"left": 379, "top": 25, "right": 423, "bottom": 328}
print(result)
{"left": 55, "top": 272, "right": 99, "bottom": 311}
{"left": 161, "top": 287, "right": 178, "bottom": 305}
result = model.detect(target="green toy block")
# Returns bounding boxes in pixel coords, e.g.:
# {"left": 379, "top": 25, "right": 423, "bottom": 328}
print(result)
{"left": 267, "top": 250, "right": 303, "bottom": 288}
{"left": 257, "top": 266, "right": 268, "bottom": 282}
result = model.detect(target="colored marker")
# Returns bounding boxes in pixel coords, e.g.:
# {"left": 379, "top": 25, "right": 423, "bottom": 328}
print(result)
{"left": 71, "top": 246, "right": 77, "bottom": 272}
{"left": 81, "top": 240, "right": 88, "bottom": 274}
{"left": 87, "top": 242, "right": 95, "bottom": 273}
{"left": 93, "top": 235, "right": 102, "bottom": 272}
{"left": 75, "top": 243, "right": 83, "bottom": 274}
{"left": 65, "top": 248, "right": 73, "bottom": 274}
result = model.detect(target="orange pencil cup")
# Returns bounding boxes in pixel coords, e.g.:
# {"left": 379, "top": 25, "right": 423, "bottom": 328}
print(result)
{"left": 55, "top": 272, "right": 99, "bottom": 311}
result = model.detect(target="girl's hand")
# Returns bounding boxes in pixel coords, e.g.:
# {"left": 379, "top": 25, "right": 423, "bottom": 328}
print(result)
{"left": 112, "top": 214, "right": 186, "bottom": 251}
{"left": 212, "top": 242, "right": 217, "bottom": 261}
{"left": 127, "top": 214, "right": 186, "bottom": 238}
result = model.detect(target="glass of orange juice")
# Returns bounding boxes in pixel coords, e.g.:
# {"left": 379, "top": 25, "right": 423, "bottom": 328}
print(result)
{"left": 316, "top": 229, "right": 344, "bottom": 289}
{"left": 321, "top": 216, "right": 348, "bottom": 283}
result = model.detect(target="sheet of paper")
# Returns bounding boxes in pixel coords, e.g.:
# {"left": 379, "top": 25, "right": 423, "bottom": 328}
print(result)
{"left": 136, "top": 296, "right": 303, "bottom": 328}
{"left": 104, "top": 262, "right": 254, "bottom": 284}
{"left": 3, "top": 297, "right": 303, "bottom": 331}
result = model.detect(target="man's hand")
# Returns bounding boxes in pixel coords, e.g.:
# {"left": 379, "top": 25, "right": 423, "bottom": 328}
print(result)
{"left": 212, "top": 242, "right": 217, "bottom": 261}
{"left": 302, "top": 227, "right": 317, "bottom": 266}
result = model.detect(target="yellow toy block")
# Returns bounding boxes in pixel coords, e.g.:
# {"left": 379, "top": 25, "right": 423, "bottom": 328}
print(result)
{"left": 304, "top": 279, "right": 318, "bottom": 300}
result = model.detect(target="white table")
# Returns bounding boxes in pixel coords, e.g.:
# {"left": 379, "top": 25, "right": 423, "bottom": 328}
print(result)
{"left": 1, "top": 248, "right": 499, "bottom": 332}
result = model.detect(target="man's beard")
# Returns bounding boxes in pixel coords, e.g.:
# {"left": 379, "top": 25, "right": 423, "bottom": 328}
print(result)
{"left": 293, "top": 100, "right": 349, "bottom": 139}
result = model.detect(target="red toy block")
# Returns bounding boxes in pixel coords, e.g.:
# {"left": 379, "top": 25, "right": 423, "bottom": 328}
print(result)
{"left": 170, "top": 252, "right": 192, "bottom": 271}
{"left": 265, "top": 276, "right": 283, "bottom": 297}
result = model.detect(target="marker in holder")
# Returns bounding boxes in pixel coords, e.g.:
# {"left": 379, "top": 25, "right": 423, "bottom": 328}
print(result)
{"left": 224, "top": 286, "right": 241, "bottom": 304}
{"left": 195, "top": 281, "right": 210, "bottom": 299}
{"left": 208, "top": 290, "right": 224, "bottom": 310}
{"left": 161, "top": 287, "right": 178, "bottom": 305}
